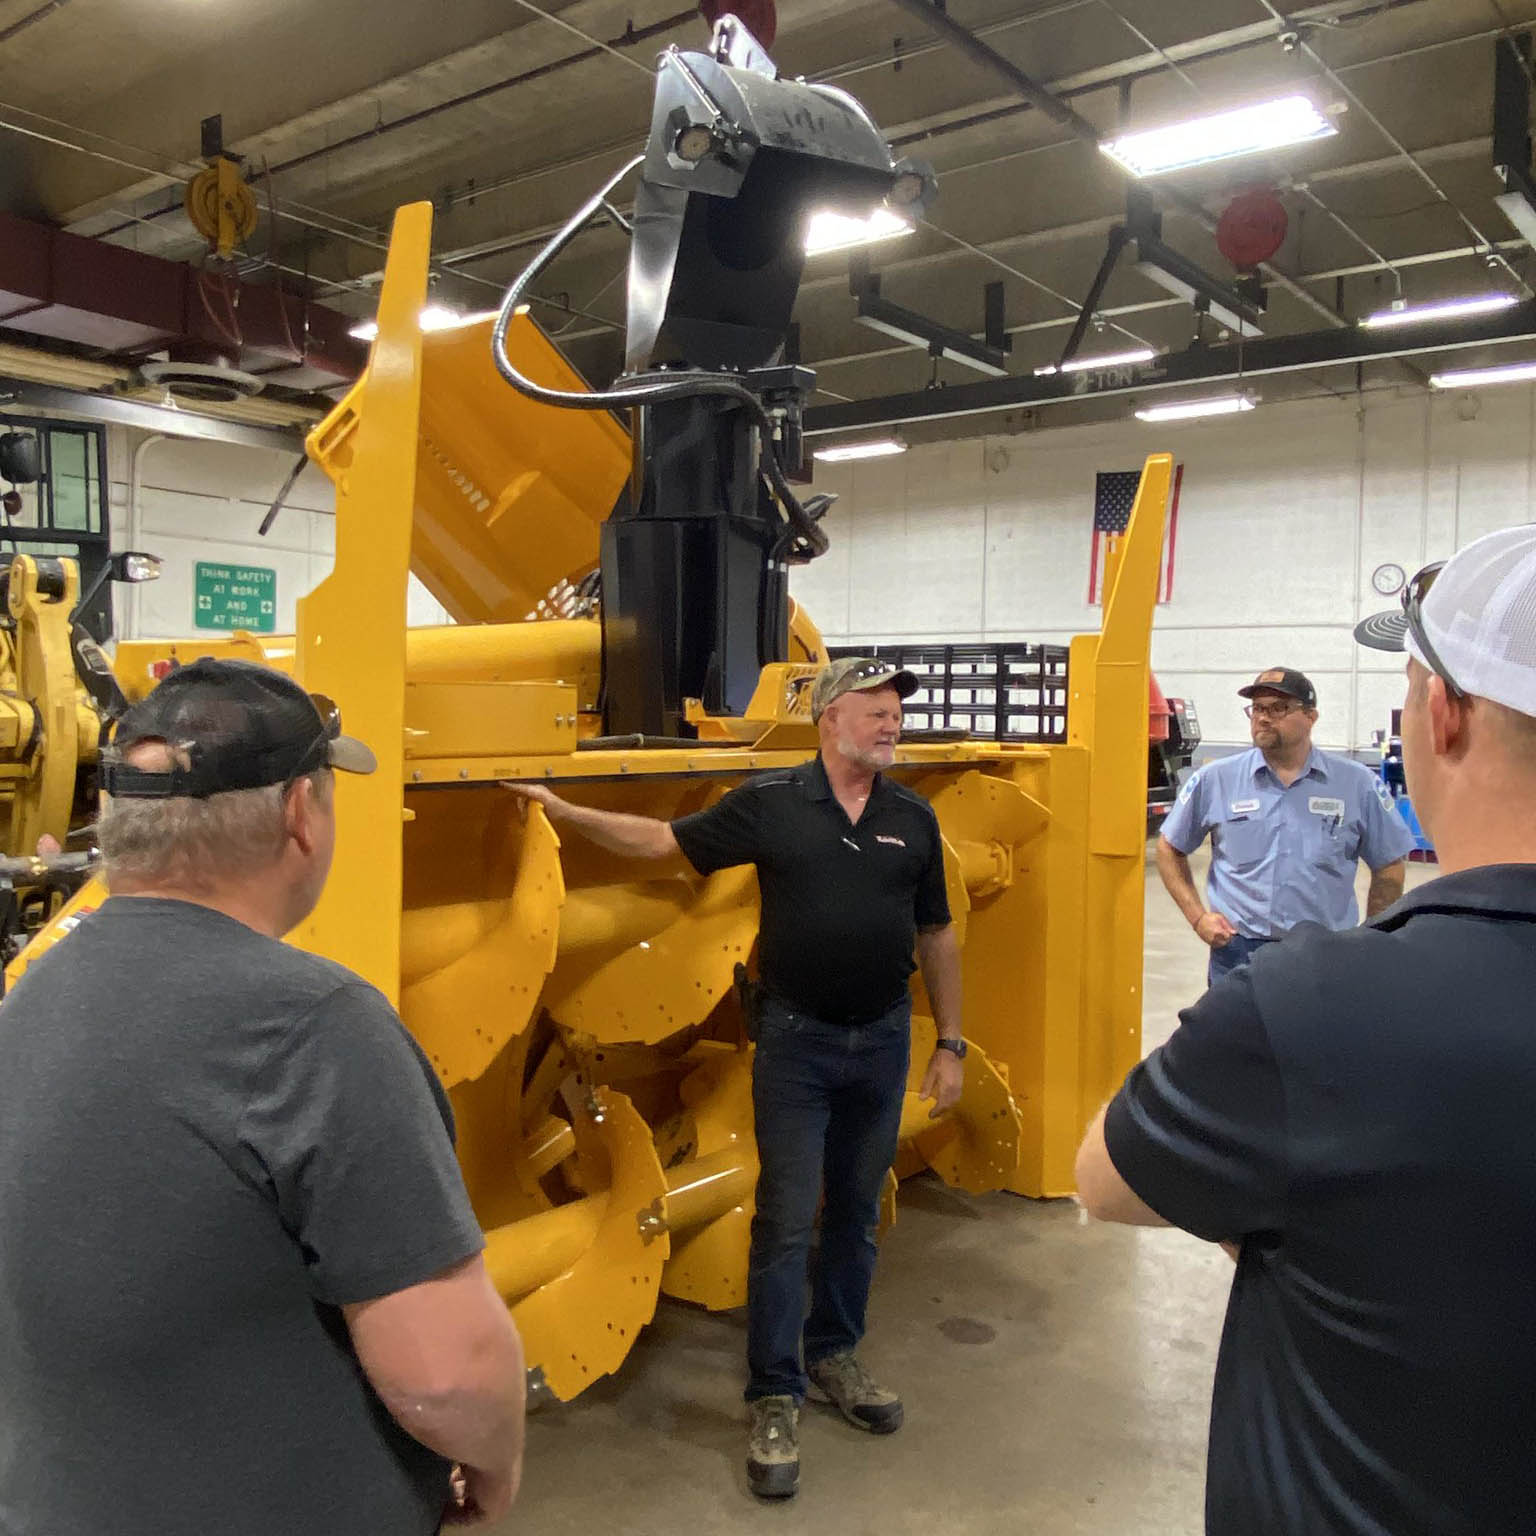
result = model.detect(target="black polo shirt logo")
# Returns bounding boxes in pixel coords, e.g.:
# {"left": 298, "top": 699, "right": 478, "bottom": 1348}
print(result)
{"left": 875, "top": 834, "right": 906, "bottom": 847}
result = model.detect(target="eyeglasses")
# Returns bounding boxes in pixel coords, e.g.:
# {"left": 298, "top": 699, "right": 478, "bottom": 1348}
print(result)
{"left": 309, "top": 692, "right": 341, "bottom": 738}
{"left": 285, "top": 692, "right": 342, "bottom": 785}
{"left": 1244, "top": 700, "right": 1301, "bottom": 720}
{"left": 1400, "top": 562, "right": 1465, "bottom": 698}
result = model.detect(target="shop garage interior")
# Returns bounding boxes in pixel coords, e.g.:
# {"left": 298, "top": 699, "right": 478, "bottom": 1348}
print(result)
{"left": 0, "top": 0, "right": 1530, "bottom": 1530}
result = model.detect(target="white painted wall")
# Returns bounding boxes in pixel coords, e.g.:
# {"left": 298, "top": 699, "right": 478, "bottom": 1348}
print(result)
{"left": 791, "top": 386, "right": 1536, "bottom": 751}
{"left": 66, "top": 385, "right": 1536, "bottom": 754}
{"left": 105, "top": 427, "right": 451, "bottom": 642}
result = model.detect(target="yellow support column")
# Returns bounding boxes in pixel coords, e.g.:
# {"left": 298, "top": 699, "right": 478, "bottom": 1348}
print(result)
{"left": 1070, "top": 454, "right": 1172, "bottom": 1187}
{"left": 290, "top": 203, "right": 433, "bottom": 998}
{"left": 5, "top": 556, "right": 80, "bottom": 858}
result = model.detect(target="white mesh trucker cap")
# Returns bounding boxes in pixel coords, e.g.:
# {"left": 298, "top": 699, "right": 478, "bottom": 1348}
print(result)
{"left": 1354, "top": 525, "right": 1536, "bottom": 717}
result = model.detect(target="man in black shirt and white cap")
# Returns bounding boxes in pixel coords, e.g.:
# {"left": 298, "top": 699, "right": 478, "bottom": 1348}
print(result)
{"left": 1075, "top": 525, "right": 1536, "bottom": 1535}
{"left": 507, "top": 656, "right": 965, "bottom": 1500}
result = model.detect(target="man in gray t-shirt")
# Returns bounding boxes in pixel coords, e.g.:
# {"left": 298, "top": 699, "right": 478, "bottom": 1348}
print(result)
{"left": 0, "top": 660, "right": 525, "bottom": 1536}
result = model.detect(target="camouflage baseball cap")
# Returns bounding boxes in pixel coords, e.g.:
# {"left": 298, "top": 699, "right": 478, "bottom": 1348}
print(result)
{"left": 810, "top": 657, "right": 919, "bottom": 722}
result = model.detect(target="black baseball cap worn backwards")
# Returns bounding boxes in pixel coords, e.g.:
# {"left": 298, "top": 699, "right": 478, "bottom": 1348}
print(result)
{"left": 1237, "top": 666, "right": 1317, "bottom": 709}
{"left": 100, "top": 658, "right": 376, "bottom": 799}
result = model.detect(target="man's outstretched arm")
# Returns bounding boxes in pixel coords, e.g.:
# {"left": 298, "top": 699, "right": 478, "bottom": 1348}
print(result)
{"left": 502, "top": 782, "right": 679, "bottom": 861}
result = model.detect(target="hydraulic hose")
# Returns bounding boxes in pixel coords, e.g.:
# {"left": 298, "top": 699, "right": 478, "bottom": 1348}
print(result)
{"left": 488, "top": 154, "right": 828, "bottom": 560}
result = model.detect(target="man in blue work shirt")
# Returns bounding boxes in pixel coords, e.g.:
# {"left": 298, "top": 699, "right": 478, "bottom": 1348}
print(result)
{"left": 1156, "top": 666, "right": 1414, "bottom": 985}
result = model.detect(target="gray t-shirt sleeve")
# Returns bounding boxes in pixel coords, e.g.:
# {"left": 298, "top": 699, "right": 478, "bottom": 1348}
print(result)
{"left": 239, "top": 982, "right": 485, "bottom": 1307}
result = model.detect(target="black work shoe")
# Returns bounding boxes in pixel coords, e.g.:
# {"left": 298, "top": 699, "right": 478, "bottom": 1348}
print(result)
{"left": 806, "top": 1351, "right": 904, "bottom": 1434}
{"left": 746, "top": 1394, "right": 800, "bottom": 1498}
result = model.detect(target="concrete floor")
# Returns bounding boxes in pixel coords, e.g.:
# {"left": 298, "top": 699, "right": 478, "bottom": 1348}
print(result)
{"left": 501, "top": 849, "right": 1438, "bottom": 1535}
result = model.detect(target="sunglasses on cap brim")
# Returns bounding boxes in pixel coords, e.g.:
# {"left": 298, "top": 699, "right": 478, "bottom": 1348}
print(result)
{"left": 1401, "top": 563, "right": 1465, "bottom": 698}
{"left": 1352, "top": 561, "right": 1464, "bottom": 698}
{"left": 298, "top": 692, "right": 377, "bottom": 777}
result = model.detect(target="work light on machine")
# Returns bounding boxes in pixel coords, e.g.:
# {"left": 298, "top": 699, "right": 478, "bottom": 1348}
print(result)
{"left": 804, "top": 207, "right": 915, "bottom": 256}
{"left": 116, "top": 553, "right": 162, "bottom": 584}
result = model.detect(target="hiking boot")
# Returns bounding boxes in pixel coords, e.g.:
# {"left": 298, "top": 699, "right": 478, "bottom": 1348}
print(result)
{"left": 746, "top": 1394, "right": 800, "bottom": 1498}
{"left": 806, "top": 1351, "right": 904, "bottom": 1434}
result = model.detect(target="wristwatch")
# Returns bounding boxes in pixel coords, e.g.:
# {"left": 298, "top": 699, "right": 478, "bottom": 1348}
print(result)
{"left": 934, "top": 1036, "right": 968, "bottom": 1059}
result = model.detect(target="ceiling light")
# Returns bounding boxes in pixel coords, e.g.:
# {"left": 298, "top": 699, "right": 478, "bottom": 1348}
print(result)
{"left": 1495, "top": 188, "right": 1536, "bottom": 248}
{"left": 804, "top": 207, "right": 914, "bottom": 256}
{"left": 347, "top": 303, "right": 471, "bottom": 342}
{"left": 1135, "top": 395, "right": 1256, "bottom": 423}
{"left": 1101, "top": 95, "right": 1338, "bottom": 178}
{"left": 1361, "top": 294, "right": 1518, "bottom": 329}
{"left": 1035, "top": 347, "right": 1157, "bottom": 375}
{"left": 1428, "top": 360, "right": 1536, "bottom": 389}
{"left": 813, "top": 438, "right": 908, "bottom": 462}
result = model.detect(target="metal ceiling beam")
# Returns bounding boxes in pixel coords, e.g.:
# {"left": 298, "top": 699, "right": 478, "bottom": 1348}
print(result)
{"left": 803, "top": 298, "right": 1536, "bottom": 433}
{"left": 886, "top": 3, "right": 1478, "bottom": 155}
{"left": 0, "top": 0, "right": 70, "bottom": 46}
{"left": 54, "top": 0, "right": 1445, "bottom": 282}
{"left": 800, "top": 230, "right": 1536, "bottom": 378}
{"left": 545, "top": 223, "right": 1535, "bottom": 354}
{"left": 884, "top": 0, "right": 1098, "bottom": 138}
{"left": 1251, "top": 0, "right": 1530, "bottom": 295}
{"left": 882, "top": 0, "right": 1348, "bottom": 331}
{"left": 391, "top": 18, "right": 1512, "bottom": 298}
{"left": 32, "top": 0, "right": 1468, "bottom": 334}
{"left": 75, "top": 7, "right": 695, "bottom": 247}
{"left": 836, "top": 0, "right": 1430, "bottom": 94}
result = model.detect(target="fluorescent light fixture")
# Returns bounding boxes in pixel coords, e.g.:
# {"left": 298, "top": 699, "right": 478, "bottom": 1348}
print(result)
{"left": 1428, "top": 360, "right": 1536, "bottom": 389}
{"left": 1102, "top": 94, "right": 1338, "bottom": 178}
{"left": 1035, "top": 347, "right": 1157, "bottom": 376}
{"left": 1495, "top": 188, "right": 1536, "bottom": 248}
{"left": 347, "top": 302, "right": 472, "bottom": 342}
{"left": 805, "top": 207, "right": 914, "bottom": 256}
{"left": 813, "top": 438, "right": 908, "bottom": 462}
{"left": 1135, "top": 394, "right": 1256, "bottom": 423}
{"left": 1361, "top": 294, "right": 1518, "bottom": 329}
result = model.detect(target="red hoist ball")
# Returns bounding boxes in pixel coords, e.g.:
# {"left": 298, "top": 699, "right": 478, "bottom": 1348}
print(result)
{"left": 699, "top": 0, "right": 777, "bottom": 49}
{"left": 1216, "top": 187, "right": 1289, "bottom": 271}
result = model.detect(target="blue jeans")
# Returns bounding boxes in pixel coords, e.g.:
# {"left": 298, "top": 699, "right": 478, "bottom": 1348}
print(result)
{"left": 745, "top": 994, "right": 911, "bottom": 1403}
{"left": 1207, "top": 933, "right": 1277, "bottom": 987}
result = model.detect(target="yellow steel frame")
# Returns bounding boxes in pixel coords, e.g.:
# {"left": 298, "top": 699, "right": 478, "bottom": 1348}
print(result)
{"left": 288, "top": 204, "right": 427, "bottom": 995}
{"left": 6, "top": 197, "right": 1174, "bottom": 1396}
{"left": 0, "top": 556, "right": 99, "bottom": 856}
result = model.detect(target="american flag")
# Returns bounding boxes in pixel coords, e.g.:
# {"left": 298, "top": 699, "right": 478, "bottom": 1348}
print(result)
{"left": 1088, "top": 464, "right": 1183, "bottom": 604}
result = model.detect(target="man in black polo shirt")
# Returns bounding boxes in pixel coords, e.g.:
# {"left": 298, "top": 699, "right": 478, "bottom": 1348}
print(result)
{"left": 506, "top": 657, "right": 964, "bottom": 1499}
{"left": 1074, "top": 524, "right": 1536, "bottom": 1536}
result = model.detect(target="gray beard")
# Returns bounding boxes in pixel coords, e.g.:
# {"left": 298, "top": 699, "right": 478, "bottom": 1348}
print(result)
{"left": 834, "top": 736, "right": 894, "bottom": 773}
